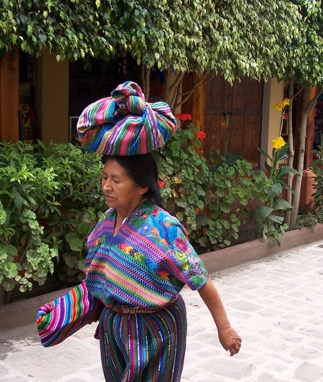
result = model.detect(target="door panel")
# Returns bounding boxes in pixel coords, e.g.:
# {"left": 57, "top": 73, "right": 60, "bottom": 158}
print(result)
{"left": 204, "top": 76, "right": 263, "bottom": 164}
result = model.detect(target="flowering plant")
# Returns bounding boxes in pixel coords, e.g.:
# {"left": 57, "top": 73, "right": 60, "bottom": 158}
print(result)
{"left": 254, "top": 135, "right": 299, "bottom": 242}
{"left": 158, "top": 115, "right": 208, "bottom": 230}
{"left": 175, "top": 113, "right": 192, "bottom": 121}
{"left": 251, "top": 96, "right": 301, "bottom": 242}
{"left": 274, "top": 98, "right": 290, "bottom": 112}
{"left": 272, "top": 136, "right": 286, "bottom": 150}
{"left": 158, "top": 115, "right": 282, "bottom": 251}
{"left": 194, "top": 131, "right": 206, "bottom": 140}
{"left": 275, "top": 98, "right": 290, "bottom": 136}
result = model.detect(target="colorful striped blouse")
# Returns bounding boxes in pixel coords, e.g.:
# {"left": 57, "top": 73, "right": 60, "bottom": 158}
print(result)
{"left": 84, "top": 200, "right": 208, "bottom": 309}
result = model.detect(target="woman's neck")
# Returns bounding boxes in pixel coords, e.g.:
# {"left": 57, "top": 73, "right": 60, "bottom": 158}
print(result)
{"left": 113, "top": 199, "right": 144, "bottom": 235}
{"left": 115, "top": 202, "right": 140, "bottom": 222}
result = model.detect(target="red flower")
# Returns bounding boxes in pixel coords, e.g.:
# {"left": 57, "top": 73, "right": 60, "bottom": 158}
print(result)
{"left": 175, "top": 113, "right": 192, "bottom": 121}
{"left": 194, "top": 131, "right": 206, "bottom": 140}
{"left": 158, "top": 180, "right": 165, "bottom": 188}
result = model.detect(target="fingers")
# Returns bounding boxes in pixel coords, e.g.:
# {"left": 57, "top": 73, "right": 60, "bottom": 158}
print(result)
{"left": 229, "top": 336, "right": 242, "bottom": 356}
{"left": 219, "top": 329, "right": 242, "bottom": 356}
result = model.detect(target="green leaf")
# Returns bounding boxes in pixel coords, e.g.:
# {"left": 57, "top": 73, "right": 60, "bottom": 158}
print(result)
{"left": 271, "top": 183, "right": 282, "bottom": 195}
{"left": 198, "top": 236, "right": 209, "bottom": 247}
{"left": 273, "top": 199, "right": 293, "bottom": 211}
{"left": 196, "top": 214, "right": 208, "bottom": 226}
{"left": 253, "top": 205, "right": 273, "bottom": 222}
{"left": 12, "top": 187, "right": 26, "bottom": 213}
{"left": 276, "top": 143, "right": 290, "bottom": 159}
{"left": 4, "top": 262, "right": 18, "bottom": 278}
{"left": 220, "top": 204, "right": 231, "bottom": 213}
{"left": 268, "top": 215, "right": 285, "bottom": 224}
{"left": 69, "top": 237, "right": 84, "bottom": 252}
{"left": 277, "top": 166, "right": 300, "bottom": 180}
{"left": 3, "top": 279, "right": 15, "bottom": 291}
{"left": 76, "top": 222, "right": 91, "bottom": 235}
{"left": 258, "top": 148, "right": 271, "bottom": 160}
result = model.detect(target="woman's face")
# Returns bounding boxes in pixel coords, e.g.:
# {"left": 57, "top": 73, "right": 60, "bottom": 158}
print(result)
{"left": 101, "top": 158, "right": 148, "bottom": 215}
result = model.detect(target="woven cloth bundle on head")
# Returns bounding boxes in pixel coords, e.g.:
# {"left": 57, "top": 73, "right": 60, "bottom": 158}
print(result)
{"left": 76, "top": 81, "right": 177, "bottom": 155}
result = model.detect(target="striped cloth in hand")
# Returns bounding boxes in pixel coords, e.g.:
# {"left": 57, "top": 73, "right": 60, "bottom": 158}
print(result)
{"left": 36, "top": 281, "right": 103, "bottom": 347}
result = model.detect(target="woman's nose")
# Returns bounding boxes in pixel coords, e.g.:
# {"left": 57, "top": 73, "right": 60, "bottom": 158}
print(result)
{"left": 102, "top": 179, "right": 112, "bottom": 191}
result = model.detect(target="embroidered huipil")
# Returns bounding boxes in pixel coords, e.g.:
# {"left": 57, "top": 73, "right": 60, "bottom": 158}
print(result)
{"left": 85, "top": 200, "right": 208, "bottom": 309}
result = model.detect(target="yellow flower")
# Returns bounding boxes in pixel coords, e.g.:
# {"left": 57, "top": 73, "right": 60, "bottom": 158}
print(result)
{"left": 274, "top": 102, "right": 284, "bottom": 111}
{"left": 272, "top": 136, "right": 286, "bottom": 150}
{"left": 274, "top": 98, "right": 290, "bottom": 111}
{"left": 283, "top": 98, "right": 290, "bottom": 107}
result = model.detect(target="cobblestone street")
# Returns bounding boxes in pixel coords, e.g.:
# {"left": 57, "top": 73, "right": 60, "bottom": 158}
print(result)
{"left": 1, "top": 240, "right": 323, "bottom": 382}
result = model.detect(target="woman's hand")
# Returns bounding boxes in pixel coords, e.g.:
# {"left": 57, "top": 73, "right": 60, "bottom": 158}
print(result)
{"left": 197, "top": 278, "right": 242, "bottom": 356}
{"left": 218, "top": 326, "right": 242, "bottom": 356}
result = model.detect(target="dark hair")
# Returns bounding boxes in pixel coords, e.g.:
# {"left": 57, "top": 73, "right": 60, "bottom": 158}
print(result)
{"left": 102, "top": 153, "right": 164, "bottom": 208}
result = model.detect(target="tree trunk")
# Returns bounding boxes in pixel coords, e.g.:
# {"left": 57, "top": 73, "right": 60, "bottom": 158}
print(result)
{"left": 290, "top": 86, "right": 310, "bottom": 229}
{"left": 285, "top": 78, "right": 295, "bottom": 227}
{"left": 164, "top": 70, "right": 212, "bottom": 110}
{"left": 289, "top": 86, "right": 323, "bottom": 229}
{"left": 305, "top": 87, "right": 317, "bottom": 168}
{"left": 140, "top": 65, "right": 151, "bottom": 100}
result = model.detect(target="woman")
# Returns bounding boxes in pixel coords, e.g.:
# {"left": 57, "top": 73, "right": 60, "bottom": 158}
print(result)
{"left": 83, "top": 152, "right": 241, "bottom": 381}
{"left": 78, "top": 81, "right": 241, "bottom": 381}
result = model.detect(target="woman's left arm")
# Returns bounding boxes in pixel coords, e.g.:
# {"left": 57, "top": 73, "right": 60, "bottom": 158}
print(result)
{"left": 198, "top": 277, "right": 242, "bottom": 356}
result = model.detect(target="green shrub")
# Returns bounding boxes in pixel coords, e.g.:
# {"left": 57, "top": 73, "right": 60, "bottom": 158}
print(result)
{"left": 0, "top": 141, "right": 105, "bottom": 298}
{"left": 34, "top": 141, "right": 105, "bottom": 284}
{"left": 158, "top": 123, "right": 209, "bottom": 235}
{"left": 205, "top": 157, "right": 273, "bottom": 250}
{"left": 0, "top": 131, "right": 306, "bottom": 300}
{"left": 158, "top": 122, "right": 277, "bottom": 253}
{"left": 0, "top": 141, "right": 60, "bottom": 294}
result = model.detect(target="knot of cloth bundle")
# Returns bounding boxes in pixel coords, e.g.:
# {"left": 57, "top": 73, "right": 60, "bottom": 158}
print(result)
{"left": 76, "top": 81, "right": 177, "bottom": 155}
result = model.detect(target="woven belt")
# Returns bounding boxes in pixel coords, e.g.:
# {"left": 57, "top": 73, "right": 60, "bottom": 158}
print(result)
{"left": 111, "top": 296, "right": 178, "bottom": 315}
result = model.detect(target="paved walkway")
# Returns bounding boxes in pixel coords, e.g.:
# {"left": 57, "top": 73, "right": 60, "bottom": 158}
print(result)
{"left": 1, "top": 240, "right": 323, "bottom": 382}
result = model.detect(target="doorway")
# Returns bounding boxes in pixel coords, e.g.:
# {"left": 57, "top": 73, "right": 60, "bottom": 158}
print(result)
{"left": 68, "top": 57, "right": 140, "bottom": 143}
{"left": 204, "top": 76, "right": 263, "bottom": 165}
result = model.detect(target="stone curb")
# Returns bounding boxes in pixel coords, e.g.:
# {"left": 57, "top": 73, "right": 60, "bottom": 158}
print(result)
{"left": 0, "top": 223, "right": 322, "bottom": 332}
{"left": 200, "top": 223, "right": 323, "bottom": 273}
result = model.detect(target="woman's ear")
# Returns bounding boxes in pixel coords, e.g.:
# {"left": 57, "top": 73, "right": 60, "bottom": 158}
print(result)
{"left": 139, "top": 186, "right": 149, "bottom": 195}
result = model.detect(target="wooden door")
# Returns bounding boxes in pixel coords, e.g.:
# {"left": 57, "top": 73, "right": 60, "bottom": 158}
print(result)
{"left": 0, "top": 51, "right": 19, "bottom": 142}
{"left": 204, "top": 76, "right": 263, "bottom": 165}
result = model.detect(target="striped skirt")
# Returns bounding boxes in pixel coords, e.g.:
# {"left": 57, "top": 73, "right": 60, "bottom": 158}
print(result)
{"left": 99, "top": 294, "right": 187, "bottom": 382}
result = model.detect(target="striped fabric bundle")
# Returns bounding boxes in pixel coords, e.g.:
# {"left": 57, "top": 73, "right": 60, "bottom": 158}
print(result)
{"left": 36, "top": 281, "right": 104, "bottom": 347}
{"left": 76, "top": 81, "right": 177, "bottom": 155}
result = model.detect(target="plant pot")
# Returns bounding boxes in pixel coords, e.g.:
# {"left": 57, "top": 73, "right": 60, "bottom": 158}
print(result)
{"left": 282, "top": 169, "right": 317, "bottom": 208}
{"left": 299, "top": 169, "right": 316, "bottom": 207}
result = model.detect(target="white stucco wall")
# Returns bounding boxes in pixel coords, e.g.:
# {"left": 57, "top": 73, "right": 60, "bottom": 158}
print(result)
{"left": 261, "top": 78, "right": 285, "bottom": 169}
